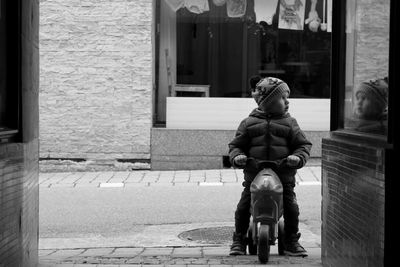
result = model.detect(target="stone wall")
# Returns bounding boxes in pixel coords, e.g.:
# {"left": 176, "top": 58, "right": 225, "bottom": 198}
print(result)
{"left": 0, "top": 0, "right": 40, "bottom": 266}
{"left": 39, "top": 0, "right": 153, "bottom": 165}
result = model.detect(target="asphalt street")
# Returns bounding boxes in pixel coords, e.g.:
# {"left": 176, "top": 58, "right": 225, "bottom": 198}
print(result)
{"left": 39, "top": 183, "right": 321, "bottom": 249}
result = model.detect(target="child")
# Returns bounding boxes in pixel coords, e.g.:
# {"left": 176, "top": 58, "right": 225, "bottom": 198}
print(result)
{"left": 228, "top": 77, "right": 312, "bottom": 256}
{"left": 348, "top": 77, "right": 388, "bottom": 135}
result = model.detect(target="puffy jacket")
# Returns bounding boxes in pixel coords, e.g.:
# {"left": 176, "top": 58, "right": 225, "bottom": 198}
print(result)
{"left": 228, "top": 108, "right": 312, "bottom": 183}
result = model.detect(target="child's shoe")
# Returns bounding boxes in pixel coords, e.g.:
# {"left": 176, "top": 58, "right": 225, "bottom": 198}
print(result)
{"left": 284, "top": 233, "right": 308, "bottom": 257}
{"left": 229, "top": 232, "right": 247, "bottom": 255}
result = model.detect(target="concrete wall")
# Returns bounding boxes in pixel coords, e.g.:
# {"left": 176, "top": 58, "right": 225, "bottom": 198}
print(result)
{"left": 39, "top": 0, "right": 153, "bottom": 164}
{"left": 0, "top": 0, "right": 40, "bottom": 266}
{"left": 151, "top": 128, "right": 327, "bottom": 170}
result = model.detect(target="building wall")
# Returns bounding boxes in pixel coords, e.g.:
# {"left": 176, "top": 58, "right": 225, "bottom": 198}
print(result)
{"left": 39, "top": 0, "right": 153, "bottom": 163}
{"left": 321, "top": 138, "right": 384, "bottom": 267}
{"left": 0, "top": 0, "right": 39, "bottom": 266}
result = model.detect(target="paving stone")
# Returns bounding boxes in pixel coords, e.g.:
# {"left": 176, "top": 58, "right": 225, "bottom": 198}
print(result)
{"left": 79, "top": 248, "right": 114, "bottom": 256}
{"left": 58, "top": 173, "right": 84, "bottom": 183}
{"left": 141, "top": 247, "right": 173, "bottom": 256}
{"left": 203, "top": 247, "right": 230, "bottom": 256}
{"left": 187, "top": 259, "right": 209, "bottom": 265}
{"left": 112, "top": 247, "right": 144, "bottom": 257}
{"left": 73, "top": 265, "right": 102, "bottom": 267}
{"left": 173, "top": 183, "right": 199, "bottom": 187}
{"left": 125, "top": 257, "right": 144, "bottom": 264}
{"left": 297, "top": 168, "right": 317, "bottom": 182}
{"left": 149, "top": 182, "right": 174, "bottom": 187}
{"left": 111, "top": 171, "right": 130, "bottom": 179}
{"left": 124, "top": 183, "right": 149, "bottom": 187}
{"left": 172, "top": 247, "right": 202, "bottom": 257}
{"left": 78, "top": 172, "right": 101, "bottom": 182}
{"left": 189, "top": 176, "right": 206, "bottom": 182}
{"left": 39, "top": 249, "right": 56, "bottom": 257}
{"left": 157, "top": 175, "right": 174, "bottom": 183}
{"left": 74, "top": 183, "right": 99, "bottom": 187}
{"left": 309, "top": 167, "right": 322, "bottom": 181}
{"left": 221, "top": 177, "right": 237, "bottom": 183}
{"left": 92, "top": 172, "right": 115, "bottom": 182}
{"left": 48, "top": 183, "right": 75, "bottom": 188}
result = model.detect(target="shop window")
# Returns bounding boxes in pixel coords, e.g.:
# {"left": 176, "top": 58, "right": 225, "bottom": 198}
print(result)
{"left": 156, "top": 0, "right": 332, "bottom": 122}
{"left": 0, "top": 0, "right": 20, "bottom": 141}
{"left": 343, "top": 0, "right": 390, "bottom": 136}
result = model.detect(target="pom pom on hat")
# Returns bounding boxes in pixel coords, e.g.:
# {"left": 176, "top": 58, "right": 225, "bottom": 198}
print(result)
{"left": 249, "top": 75, "right": 262, "bottom": 90}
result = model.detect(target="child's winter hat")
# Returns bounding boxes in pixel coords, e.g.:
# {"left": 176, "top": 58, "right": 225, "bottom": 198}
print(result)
{"left": 356, "top": 77, "right": 388, "bottom": 109}
{"left": 254, "top": 77, "right": 290, "bottom": 106}
{"left": 249, "top": 75, "right": 262, "bottom": 90}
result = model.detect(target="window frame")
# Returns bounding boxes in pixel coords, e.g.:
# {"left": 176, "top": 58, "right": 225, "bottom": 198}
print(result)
{"left": 0, "top": 0, "right": 22, "bottom": 143}
{"left": 330, "top": 0, "right": 394, "bottom": 148}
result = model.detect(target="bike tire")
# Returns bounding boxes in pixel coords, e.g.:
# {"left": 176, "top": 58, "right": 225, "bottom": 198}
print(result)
{"left": 247, "top": 224, "right": 257, "bottom": 255}
{"left": 278, "top": 219, "right": 285, "bottom": 255}
{"left": 258, "top": 224, "right": 270, "bottom": 263}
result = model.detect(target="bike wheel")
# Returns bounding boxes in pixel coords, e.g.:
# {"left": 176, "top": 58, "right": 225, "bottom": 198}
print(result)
{"left": 278, "top": 219, "right": 285, "bottom": 255}
{"left": 258, "top": 224, "right": 270, "bottom": 263}
{"left": 247, "top": 224, "right": 257, "bottom": 255}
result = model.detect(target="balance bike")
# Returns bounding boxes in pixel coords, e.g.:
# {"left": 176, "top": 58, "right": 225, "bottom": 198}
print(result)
{"left": 246, "top": 160, "right": 286, "bottom": 264}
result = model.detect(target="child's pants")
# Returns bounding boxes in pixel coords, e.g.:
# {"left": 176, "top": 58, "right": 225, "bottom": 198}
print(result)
{"left": 234, "top": 179, "right": 300, "bottom": 238}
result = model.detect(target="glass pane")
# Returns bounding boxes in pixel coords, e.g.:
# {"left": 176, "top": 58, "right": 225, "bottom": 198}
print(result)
{"left": 0, "top": 0, "right": 7, "bottom": 128}
{"left": 344, "top": 0, "right": 390, "bottom": 136}
{"left": 157, "top": 0, "right": 332, "bottom": 122}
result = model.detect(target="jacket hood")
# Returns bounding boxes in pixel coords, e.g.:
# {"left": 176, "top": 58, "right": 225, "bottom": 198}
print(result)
{"left": 249, "top": 108, "right": 290, "bottom": 119}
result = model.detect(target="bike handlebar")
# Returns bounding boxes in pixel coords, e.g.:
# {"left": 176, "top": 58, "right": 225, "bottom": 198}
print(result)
{"left": 246, "top": 157, "right": 288, "bottom": 170}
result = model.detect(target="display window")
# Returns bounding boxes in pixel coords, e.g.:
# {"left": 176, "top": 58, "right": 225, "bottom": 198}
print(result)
{"left": 343, "top": 0, "right": 390, "bottom": 137}
{"left": 155, "top": 0, "right": 332, "bottom": 122}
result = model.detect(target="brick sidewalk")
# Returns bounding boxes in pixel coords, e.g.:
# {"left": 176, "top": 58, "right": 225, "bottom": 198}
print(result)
{"left": 39, "top": 166, "right": 321, "bottom": 188}
{"left": 39, "top": 245, "right": 322, "bottom": 266}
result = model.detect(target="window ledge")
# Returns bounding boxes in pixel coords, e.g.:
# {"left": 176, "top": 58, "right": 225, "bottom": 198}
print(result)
{"left": 0, "top": 128, "right": 19, "bottom": 143}
{"left": 330, "top": 129, "right": 392, "bottom": 149}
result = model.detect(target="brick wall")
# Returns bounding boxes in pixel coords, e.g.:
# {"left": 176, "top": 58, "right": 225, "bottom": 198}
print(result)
{"left": 321, "top": 138, "right": 385, "bottom": 267}
{"left": 0, "top": 0, "right": 39, "bottom": 266}
{"left": 39, "top": 0, "right": 153, "bottom": 164}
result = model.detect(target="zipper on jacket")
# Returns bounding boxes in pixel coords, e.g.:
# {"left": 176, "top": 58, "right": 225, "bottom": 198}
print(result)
{"left": 266, "top": 115, "right": 272, "bottom": 160}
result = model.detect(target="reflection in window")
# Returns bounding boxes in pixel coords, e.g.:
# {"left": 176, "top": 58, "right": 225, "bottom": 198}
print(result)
{"left": 0, "top": 0, "right": 7, "bottom": 128}
{"left": 343, "top": 0, "right": 390, "bottom": 136}
{"left": 0, "top": 0, "right": 19, "bottom": 138}
{"left": 346, "top": 78, "right": 388, "bottom": 135}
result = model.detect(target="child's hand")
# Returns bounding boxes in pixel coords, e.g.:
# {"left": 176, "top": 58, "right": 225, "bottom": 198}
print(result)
{"left": 234, "top": 155, "right": 247, "bottom": 166}
{"left": 286, "top": 155, "right": 300, "bottom": 167}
